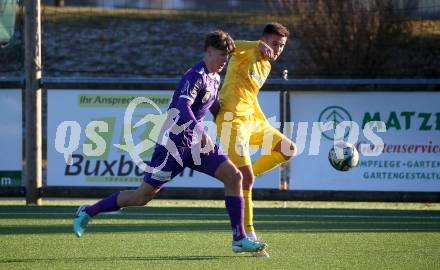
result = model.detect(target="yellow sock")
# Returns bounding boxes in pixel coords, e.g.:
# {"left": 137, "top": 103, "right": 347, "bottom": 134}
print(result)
{"left": 252, "top": 151, "right": 287, "bottom": 177}
{"left": 243, "top": 190, "right": 254, "bottom": 233}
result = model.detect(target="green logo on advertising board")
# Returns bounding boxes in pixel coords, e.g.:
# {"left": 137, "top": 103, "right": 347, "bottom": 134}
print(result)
{"left": 318, "top": 106, "right": 353, "bottom": 140}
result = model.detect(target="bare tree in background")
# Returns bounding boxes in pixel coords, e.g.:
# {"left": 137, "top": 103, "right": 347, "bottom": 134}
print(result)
{"left": 267, "top": 0, "right": 412, "bottom": 77}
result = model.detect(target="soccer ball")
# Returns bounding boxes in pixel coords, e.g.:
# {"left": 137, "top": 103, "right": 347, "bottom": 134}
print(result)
{"left": 328, "top": 142, "right": 359, "bottom": 171}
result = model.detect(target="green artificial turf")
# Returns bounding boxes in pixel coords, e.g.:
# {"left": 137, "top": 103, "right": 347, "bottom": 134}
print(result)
{"left": 0, "top": 200, "right": 439, "bottom": 270}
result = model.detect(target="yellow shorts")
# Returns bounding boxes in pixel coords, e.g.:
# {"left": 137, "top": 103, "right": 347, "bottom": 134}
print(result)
{"left": 216, "top": 110, "right": 285, "bottom": 168}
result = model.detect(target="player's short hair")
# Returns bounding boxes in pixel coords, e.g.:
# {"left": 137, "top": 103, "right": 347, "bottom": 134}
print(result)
{"left": 263, "top": 22, "right": 290, "bottom": 38}
{"left": 204, "top": 30, "right": 236, "bottom": 54}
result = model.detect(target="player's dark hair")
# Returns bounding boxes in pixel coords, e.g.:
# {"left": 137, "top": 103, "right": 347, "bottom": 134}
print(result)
{"left": 263, "top": 22, "right": 290, "bottom": 38}
{"left": 204, "top": 30, "right": 235, "bottom": 54}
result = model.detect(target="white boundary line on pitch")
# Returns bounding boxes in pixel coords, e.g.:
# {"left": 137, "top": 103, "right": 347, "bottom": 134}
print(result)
{"left": 0, "top": 212, "right": 440, "bottom": 219}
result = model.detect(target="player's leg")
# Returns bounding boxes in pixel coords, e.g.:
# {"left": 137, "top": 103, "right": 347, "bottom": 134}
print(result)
{"left": 73, "top": 181, "right": 161, "bottom": 238}
{"left": 224, "top": 155, "right": 257, "bottom": 243}
{"left": 216, "top": 113, "right": 257, "bottom": 241}
{"left": 213, "top": 159, "right": 243, "bottom": 196}
{"left": 239, "top": 164, "right": 256, "bottom": 238}
{"left": 213, "top": 159, "right": 247, "bottom": 242}
{"left": 238, "top": 165, "right": 270, "bottom": 257}
{"left": 116, "top": 182, "right": 160, "bottom": 207}
{"left": 73, "top": 145, "right": 182, "bottom": 237}
{"left": 252, "top": 125, "right": 296, "bottom": 177}
{"left": 190, "top": 146, "right": 245, "bottom": 238}
{"left": 78, "top": 145, "right": 173, "bottom": 217}
{"left": 190, "top": 145, "right": 267, "bottom": 252}
{"left": 244, "top": 122, "right": 294, "bottom": 257}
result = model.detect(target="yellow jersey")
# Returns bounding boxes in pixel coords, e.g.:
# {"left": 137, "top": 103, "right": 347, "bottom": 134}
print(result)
{"left": 219, "top": 40, "right": 271, "bottom": 117}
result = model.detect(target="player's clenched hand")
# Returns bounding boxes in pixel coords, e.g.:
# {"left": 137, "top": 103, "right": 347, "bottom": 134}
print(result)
{"left": 259, "top": 41, "right": 273, "bottom": 60}
{"left": 200, "top": 132, "right": 215, "bottom": 154}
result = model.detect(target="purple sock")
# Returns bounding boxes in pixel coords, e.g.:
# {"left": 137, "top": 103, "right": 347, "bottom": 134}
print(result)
{"left": 85, "top": 192, "right": 121, "bottom": 217}
{"left": 225, "top": 196, "right": 246, "bottom": 241}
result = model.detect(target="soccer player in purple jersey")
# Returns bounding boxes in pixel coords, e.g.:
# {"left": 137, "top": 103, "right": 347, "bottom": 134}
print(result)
{"left": 73, "top": 30, "right": 267, "bottom": 253}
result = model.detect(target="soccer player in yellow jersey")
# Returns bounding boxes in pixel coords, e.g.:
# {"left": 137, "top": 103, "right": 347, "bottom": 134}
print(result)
{"left": 216, "top": 22, "right": 297, "bottom": 257}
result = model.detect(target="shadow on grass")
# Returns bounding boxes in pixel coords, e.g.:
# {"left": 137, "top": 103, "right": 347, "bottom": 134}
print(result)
{"left": 0, "top": 255, "right": 241, "bottom": 264}
{"left": 1, "top": 220, "right": 439, "bottom": 235}
{"left": 1, "top": 205, "right": 440, "bottom": 235}
{"left": 1, "top": 205, "right": 440, "bottom": 220}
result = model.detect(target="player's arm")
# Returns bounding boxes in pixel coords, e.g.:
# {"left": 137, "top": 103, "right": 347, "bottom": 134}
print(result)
{"left": 176, "top": 74, "right": 214, "bottom": 151}
{"left": 176, "top": 74, "right": 204, "bottom": 134}
{"left": 258, "top": 40, "right": 273, "bottom": 60}
{"left": 234, "top": 40, "right": 272, "bottom": 60}
{"left": 234, "top": 40, "right": 259, "bottom": 54}
{"left": 176, "top": 98, "right": 214, "bottom": 152}
{"left": 209, "top": 98, "right": 220, "bottom": 120}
